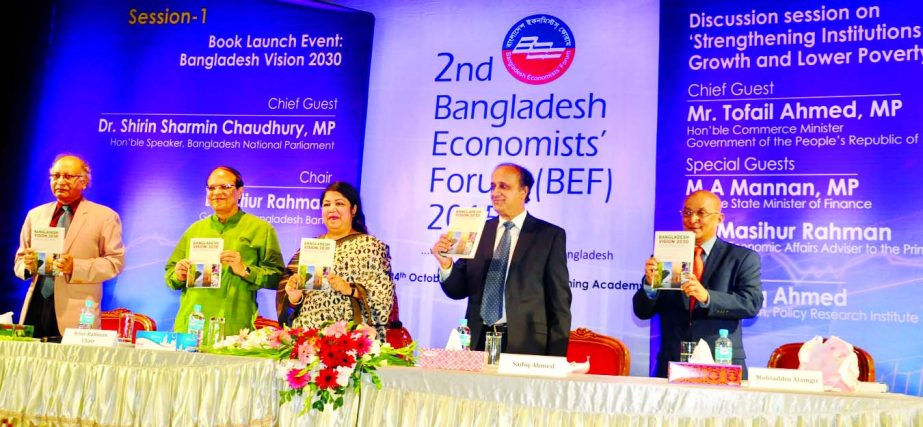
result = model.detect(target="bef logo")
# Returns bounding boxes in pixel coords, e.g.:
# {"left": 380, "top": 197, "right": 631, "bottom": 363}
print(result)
{"left": 502, "top": 14, "right": 576, "bottom": 85}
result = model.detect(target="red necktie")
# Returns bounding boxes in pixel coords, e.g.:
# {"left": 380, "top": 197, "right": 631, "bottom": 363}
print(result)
{"left": 693, "top": 245, "right": 704, "bottom": 281}
{"left": 689, "top": 245, "right": 704, "bottom": 316}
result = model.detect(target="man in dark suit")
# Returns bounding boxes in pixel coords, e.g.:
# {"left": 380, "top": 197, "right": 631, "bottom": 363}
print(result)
{"left": 432, "top": 163, "right": 571, "bottom": 356}
{"left": 634, "top": 190, "right": 763, "bottom": 377}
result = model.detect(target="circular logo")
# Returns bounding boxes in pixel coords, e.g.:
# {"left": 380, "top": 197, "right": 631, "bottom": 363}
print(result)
{"left": 501, "top": 14, "right": 576, "bottom": 85}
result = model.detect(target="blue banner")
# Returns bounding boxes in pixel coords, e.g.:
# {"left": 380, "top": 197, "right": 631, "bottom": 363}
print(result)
{"left": 18, "top": 0, "right": 374, "bottom": 330}
{"left": 657, "top": 0, "right": 923, "bottom": 394}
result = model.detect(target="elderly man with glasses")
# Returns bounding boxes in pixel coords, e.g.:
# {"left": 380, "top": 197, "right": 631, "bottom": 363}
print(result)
{"left": 164, "top": 166, "right": 284, "bottom": 336}
{"left": 14, "top": 154, "right": 125, "bottom": 339}
{"left": 633, "top": 190, "right": 763, "bottom": 378}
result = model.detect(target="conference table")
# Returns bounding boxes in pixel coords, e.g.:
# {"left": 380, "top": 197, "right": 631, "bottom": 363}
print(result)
{"left": 1, "top": 340, "right": 921, "bottom": 426}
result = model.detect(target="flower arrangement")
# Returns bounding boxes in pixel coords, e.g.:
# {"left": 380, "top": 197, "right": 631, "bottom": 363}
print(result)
{"left": 208, "top": 321, "right": 415, "bottom": 413}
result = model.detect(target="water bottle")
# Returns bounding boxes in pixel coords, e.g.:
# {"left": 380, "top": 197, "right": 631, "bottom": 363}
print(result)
{"left": 187, "top": 304, "right": 206, "bottom": 348}
{"left": 714, "top": 328, "right": 733, "bottom": 365}
{"left": 78, "top": 297, "right": 96, "bottom": 329}
{"left": 455, "top": 319, "right": 471, "bottom": 350}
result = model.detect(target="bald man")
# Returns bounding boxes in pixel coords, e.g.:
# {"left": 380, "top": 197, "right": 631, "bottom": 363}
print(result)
{"left": 633, "top": 190, "right": 763, "bottom": 377}
{"left": 14, "top": 154, "right": 125, "bottom": 339}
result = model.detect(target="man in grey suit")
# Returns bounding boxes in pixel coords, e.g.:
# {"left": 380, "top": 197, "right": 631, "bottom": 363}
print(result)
{"left": 432, "top": 163, "right": 571, "bottom": 356}
{"left": 634, "top": 190, "right": 763, "bottom": 377}
{"left": 14, "top": 154, "right": 125, "bottom": 338}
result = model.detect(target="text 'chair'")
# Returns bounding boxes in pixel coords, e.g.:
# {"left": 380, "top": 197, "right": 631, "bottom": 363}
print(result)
{"left": 566, "top": 327, "right": 630, "bottom": 376}
{"left": 767, "top": 340, "right": 875, "bottom": 382}
{"left": 100, "top": 308, "right": 157, "bottom": 343}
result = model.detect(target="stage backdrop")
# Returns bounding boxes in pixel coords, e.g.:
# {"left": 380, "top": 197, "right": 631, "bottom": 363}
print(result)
{"left": 657, "top": 0, "right": 923, "bottom": 394}
{"left": 8, "top": 0, "right": 922, "bottom": 396}
{"left": 342, "top": 0, "right": 661, "bottom": 376}
{"left": 15, "top": 0, "right": 374, "bottom": 331}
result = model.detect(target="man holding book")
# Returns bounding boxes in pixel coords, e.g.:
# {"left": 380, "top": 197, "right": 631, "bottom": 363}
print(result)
{"left": 14, "top": 154, "right": 125, "bottom": 339}
{"left": 431, "top": 163, "right": 571, "bottom": 356}
{"left": 165, "top": 166, "right": 284, "bottom": 336}
{"left": 634, "top": 190, "right": 763, "bottom": 377}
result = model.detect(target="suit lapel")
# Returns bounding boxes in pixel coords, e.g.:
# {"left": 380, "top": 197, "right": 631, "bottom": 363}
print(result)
{"left": 701, "top": 238, "right": 726, "bottom": 287}
{"left": 509, "top": 213, "right": 536, "bottom": 275}
{"left": 37, "top": 202, "right": 56, "bottom": 229}
{"left": 475, "top": 218, "right": 499, "bottom": 286}
{"left": 64, "top": 201, "right": 91, "bottom": 252}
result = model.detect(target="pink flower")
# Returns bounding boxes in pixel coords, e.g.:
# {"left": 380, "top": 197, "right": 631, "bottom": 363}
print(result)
{"left": 323, "top": 321, "right": 348, "bottom": 338}
{"left": 355, "top": 323, "right": 378, "bottom": 341}
{"left": 286, "top": 368, "right": 311, "bottom": 390}
{"left": 296, "top": 342, "right": 316, "bottom": 364}
{"left": 350, "top": 333, "right": 372, "bottom": 357}
{"left": 268, "top": 329, "right": 291, "bottom": 348}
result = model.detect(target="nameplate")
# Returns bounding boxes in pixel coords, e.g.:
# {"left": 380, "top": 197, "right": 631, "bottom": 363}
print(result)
{"left": 668, "top": 362, "right": 742, "bottom": 386}
{"left": 498, "top": 354, "right": 570, "bottom": 377}
{"left": 61, "top": 328, "right": 118, "bottom": 347}
{"left": 747, "top": 367, "right": 824, "bottom": 392}
{"left": 135, "top": 331, "right": 199, "bottom": 352}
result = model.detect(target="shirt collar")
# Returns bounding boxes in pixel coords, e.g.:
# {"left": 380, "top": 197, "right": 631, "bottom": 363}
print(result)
{"left": 55, "top": 197, "right": 83, "bottom": 213}
{"left": 699, "top": 235, "right": 718, "bottom": 256}
{"left": 500, "top": 210, "right": 528, "bottom": 231}
{"left": 211, "top": 209, "right": 245, "bottom": 227}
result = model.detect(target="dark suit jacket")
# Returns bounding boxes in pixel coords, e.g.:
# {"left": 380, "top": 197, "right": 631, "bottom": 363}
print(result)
{"left": 633, "top": 238, "right": 763, "bottom": 377}
{"left": 441, "top": 213, "right": 571, "bottom": 356}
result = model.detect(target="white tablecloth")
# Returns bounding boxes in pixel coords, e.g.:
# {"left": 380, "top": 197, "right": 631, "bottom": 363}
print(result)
{"left": 2, "top": 341, "right": 921, "bottom": 426}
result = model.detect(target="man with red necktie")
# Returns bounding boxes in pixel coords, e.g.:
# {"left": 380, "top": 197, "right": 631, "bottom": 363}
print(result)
{"left": 14, "top": 154, "right": 125, "bottom": 339}
{"left": 633, "top": 190, "right": 763, "bottom": 378}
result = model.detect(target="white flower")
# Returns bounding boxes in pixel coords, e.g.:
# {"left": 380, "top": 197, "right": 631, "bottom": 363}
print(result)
{"left": 276, "top": 361, "right": 294, "bottom": 380}
{"left": 335, "top": 365, "right": 354, "bottom": 387}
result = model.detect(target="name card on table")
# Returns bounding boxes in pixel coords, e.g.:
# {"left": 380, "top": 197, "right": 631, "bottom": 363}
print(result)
{"left": 498, "top": 354, "right": 570, "bottom": 377}
{"left": 668, "top": 362, "right": 742, "bottom": 386}
{"left": 747, "top": 367, "right": 824, "bottom": 392}
{"left": 62, "top": 328, "right": 118, "bottom": 347}
{"left": 135, "top": 331, "right": 199, "bottom": 352}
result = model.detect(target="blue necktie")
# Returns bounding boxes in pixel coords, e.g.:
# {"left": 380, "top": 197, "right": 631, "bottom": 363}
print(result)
{"left": 40, "top": 205, "right": 71, "bottom": 298}
{"left": 481, "top": 221, "right": 513, "bottom": 325}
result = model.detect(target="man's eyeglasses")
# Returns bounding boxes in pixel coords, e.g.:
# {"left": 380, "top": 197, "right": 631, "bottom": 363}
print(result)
{"left": 206, "top": 183, "right": 238, "bottom": 192}
{"left": 49, "top": 173, "right": 84, "bottom": 182}
{"left": 680, "top": 209, "right": 719, "bottom": 219}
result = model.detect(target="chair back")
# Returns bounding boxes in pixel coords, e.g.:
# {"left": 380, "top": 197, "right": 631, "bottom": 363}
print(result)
{"left": 99, "top": 308, "right": 157, "bottom": 343}
{"left": 254, "top": 316, "right": 281, "bottom": 330}
{"left": 385, "top": 320, "right": 414, "bottom": 350}
{"left": 767, "top": 340, "right": 875, "bottom": 382}
{"left": 566, "top": 327, "right": 630, "bottom": 376}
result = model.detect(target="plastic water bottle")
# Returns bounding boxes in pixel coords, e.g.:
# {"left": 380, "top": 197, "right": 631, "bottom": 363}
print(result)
{"left": 455, "top": 319, "right": 471, "bottom": 350}
{"left": 78, "top": 297, "right": 96, "bottom": 329}
{"left": 187, "top": 304, "right": 206, "bottom": 347}
{"left": 714, "top": 329, "right": 733, "bottom": 365}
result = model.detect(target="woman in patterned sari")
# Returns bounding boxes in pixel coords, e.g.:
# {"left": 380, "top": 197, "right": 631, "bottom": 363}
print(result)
{"left": 280, "top": 181, "right": 395, "bottom": 337}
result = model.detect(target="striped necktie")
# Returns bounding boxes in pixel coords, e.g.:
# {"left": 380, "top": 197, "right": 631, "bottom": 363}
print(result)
{"left": 480, "top": 221, "right": 513, "bottom": 325}
{"left": 40, "top": 205, "right": 72, "bottom": 298}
